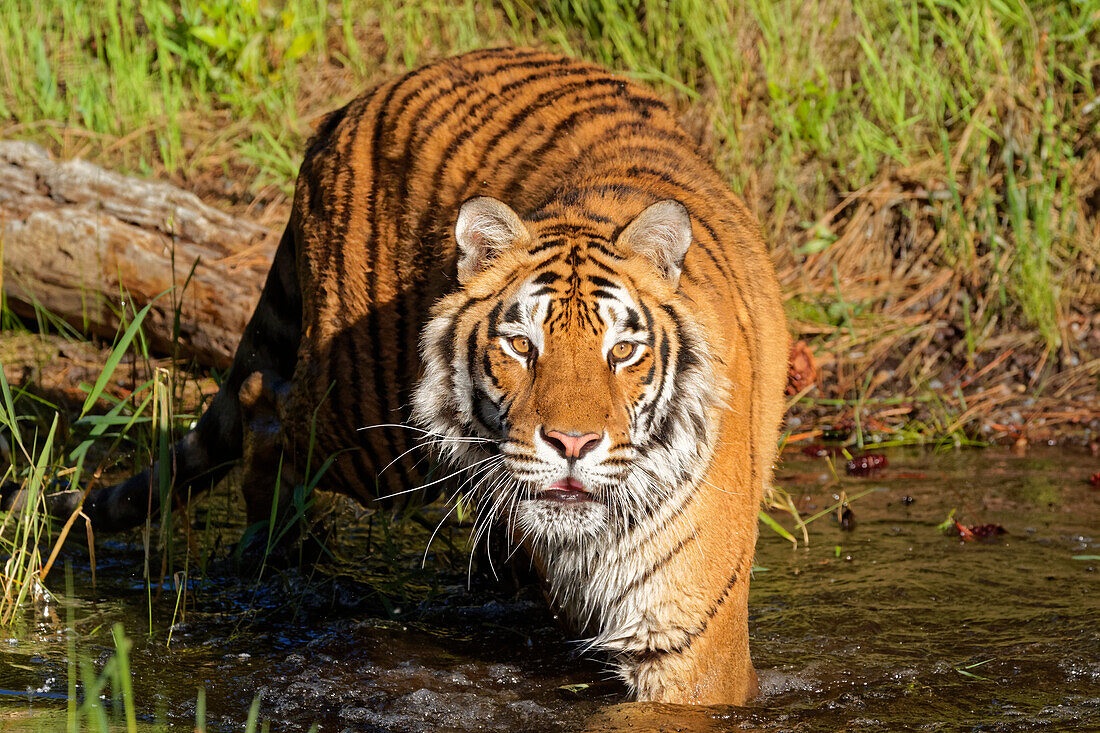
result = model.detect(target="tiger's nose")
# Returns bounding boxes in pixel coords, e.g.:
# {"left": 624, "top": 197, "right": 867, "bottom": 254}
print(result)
{"left": 541, "top": 428, "right": 602, "bottom": 460}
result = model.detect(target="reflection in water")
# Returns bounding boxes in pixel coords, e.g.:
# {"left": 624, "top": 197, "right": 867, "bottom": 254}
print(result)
{"left": 583, "top": 702, "right": 731, "bottom": 732}
{"left": 0, "top": 448, "right": 1096, "bottom": 731}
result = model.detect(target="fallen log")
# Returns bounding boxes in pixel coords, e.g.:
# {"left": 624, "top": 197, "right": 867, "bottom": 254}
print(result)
{"left": 0, "top": 140, "right": 275, "bottom": 368}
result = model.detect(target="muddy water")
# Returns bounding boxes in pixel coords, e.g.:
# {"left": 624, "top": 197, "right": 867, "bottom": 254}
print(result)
{"left": 0, "top": 447, "right": 1097, "bottom": 731}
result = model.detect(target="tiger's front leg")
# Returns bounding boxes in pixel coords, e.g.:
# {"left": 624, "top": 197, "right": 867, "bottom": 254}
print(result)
{"left": 615, "top": 460, "right": 761, "bottom": 705}
{"left": 540, "top": 416, "right": 762, "bottom": 706}
{"left": 236, "top": 369, "right": 343, "bottom": 566}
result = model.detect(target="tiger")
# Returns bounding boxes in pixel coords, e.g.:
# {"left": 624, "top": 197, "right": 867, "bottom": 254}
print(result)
{"left": 46, "top": 47, "right": 788, "bottom": 705}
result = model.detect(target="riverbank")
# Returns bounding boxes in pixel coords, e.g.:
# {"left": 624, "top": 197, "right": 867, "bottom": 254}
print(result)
{"left": 2, "top": 0, "right": 1097, "bottom": 443}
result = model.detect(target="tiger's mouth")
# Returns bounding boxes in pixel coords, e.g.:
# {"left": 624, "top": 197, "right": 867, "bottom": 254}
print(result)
{"left": 513, "top": 474, "right": 611, "bottom": 544}
{"left": 539, "top": 476, "right": 594, "bottom": 503}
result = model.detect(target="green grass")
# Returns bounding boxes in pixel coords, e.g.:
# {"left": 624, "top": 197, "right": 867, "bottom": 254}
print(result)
{"left": 0, "top": 301, "right": 165, "bottom": 620}
{"left": 0, "top": 0, "right": 1094, "bottom": 625}
{"left": 0, "top": 0, "right": 1093, "bottom": 568}
{"left": 0, "top": 299, "right": 471, "bottom": 626}
{"left": 0, "top": 4, "right": 1096, "bottom": 719}
{"left": 2, "top": 0, "right": 1094, "bottom": 401}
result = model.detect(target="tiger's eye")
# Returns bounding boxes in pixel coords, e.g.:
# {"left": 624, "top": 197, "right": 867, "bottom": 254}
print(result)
{"left": 611, "top": 341, "right": 636, "bottom": 361}
{"left": 510, "top": 336, "right": 532, "bottom": 356}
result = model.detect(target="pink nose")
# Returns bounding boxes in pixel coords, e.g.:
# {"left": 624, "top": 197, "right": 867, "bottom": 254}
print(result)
{"left": 541, "top": 429, "right": 601, "bottom": 459}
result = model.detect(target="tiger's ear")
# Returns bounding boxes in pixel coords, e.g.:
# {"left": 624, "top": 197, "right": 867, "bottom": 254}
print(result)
{"left": 617, "top": 200, "right": 692, "bottom": 284}
{"left": 455, "top": 196, "right": 530, "bottom": 284}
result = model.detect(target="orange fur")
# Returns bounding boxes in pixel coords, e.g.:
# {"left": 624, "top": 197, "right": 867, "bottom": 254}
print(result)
{"left": 282, "top": 48, "right": 788, "bottom": 704}
{"left": 88, "top": 48, "right": 788, "bottom": 704}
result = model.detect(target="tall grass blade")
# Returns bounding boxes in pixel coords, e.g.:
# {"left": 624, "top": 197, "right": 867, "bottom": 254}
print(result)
{"left": 80, "top": 290, "right": 167, "bottom": 418}
{"left": 111, "top": 623, "right": 138, "bottom": 733}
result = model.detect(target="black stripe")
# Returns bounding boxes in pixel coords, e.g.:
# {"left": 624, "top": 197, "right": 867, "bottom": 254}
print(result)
{"left": 638, "top": 300, "right": 654, "bottom": 333}
{"left": 391, "top": 54, "right": 582, "bottom": 454}
{"left": 623, "top": 308, "right": 642, "bottom": 332}
{"left": 538, "top": 118, "right": 695, "bottom": 194}
{"left": 467, "top": 328, "right": 495, "bottom": 434}
{"left": 473, "top": 385, "right": 503, "bottom": 434}
{"left": 483, "top": 352, "right": 502, "bottom": 390}
{"left": 528, "top": 237, "right": 568, "bottom": 255}
{"left": 646, "top": 305, "right": 696, "bottom": 450}
{"left": 326, "top": 94, "right": 372, "bottom": 297}
{"left": 584, "top": 255, "right": 621, "bottom": 277}
{"left": 413, "top": 70, "right": 628, "bottom": 238}
{"left": 658, "top": 562, "right": 742, "bottom": 657}
{"left": 661, "top": 304, "right": 701, "bottom": 373}
{"left": 486, "top": 301, "right": 504, "bottom": 333}
{"left": 493, "top": 93, "right": 670, "bottom": 196}
{"left": 439, "top": 281, "right": 520, "bottom": 413}
{"left": 397, "top": 62, "right": 582, "bottom": 205}
{"left": 315, "top": 99, "right": 374, "bottom": 483}
{"left": 651, "top": 334, "right": 672, "bottom": 426}
{"left": 614, "top": 532, "right": 696, "bottom": 605}
{"left": 622, "top": 164, "right": 681, "bottom": 188}
{"left": 535, "top": 182, "right": 648, "bottom": 212}
{"left": 354, "top": 71, "right": 436, "bottom": 488}
{"left": 624, "top": 472, "right": 698, "bottom": 537}
{"left": 586, "top": 240, "right": 625, "bottom": 261}
{"left": 532, "top": 271, "right": 561, "bottom": 285}
{"left": 532, "top": 223, "right": 606, "bottom": 238}
{"left": 582, "top": 299, "right": 601, "bottom": 334}
{"left": 636, "top": 328, "right": 667, "bottom": 427}
{"left": 381, "top": 53, "right": 562, "bottom": 471}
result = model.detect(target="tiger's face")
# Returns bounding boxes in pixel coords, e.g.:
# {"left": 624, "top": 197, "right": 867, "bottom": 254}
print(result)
{"left": 413, "top": 197, "right": 720, "bottom": 549}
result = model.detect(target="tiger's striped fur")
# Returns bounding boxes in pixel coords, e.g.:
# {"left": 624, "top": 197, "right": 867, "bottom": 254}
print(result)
{"left": 69, "top": 48, "right": 789, "bottom": 705}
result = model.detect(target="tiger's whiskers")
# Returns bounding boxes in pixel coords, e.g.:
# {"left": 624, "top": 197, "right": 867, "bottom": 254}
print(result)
{"left": 373, "top": 453, "right": 501, "bottom": 501}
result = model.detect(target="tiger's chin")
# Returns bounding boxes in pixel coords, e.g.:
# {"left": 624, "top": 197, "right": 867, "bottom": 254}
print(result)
{"left": 513, "top": 497, "right": 610, "bottom": 547}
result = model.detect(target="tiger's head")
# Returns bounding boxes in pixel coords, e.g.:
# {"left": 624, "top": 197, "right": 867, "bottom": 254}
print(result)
{"left": 412, "top": 196, "right": 724, "bottom": 551}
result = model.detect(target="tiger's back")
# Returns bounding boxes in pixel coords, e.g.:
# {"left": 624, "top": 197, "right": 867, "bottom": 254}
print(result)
{"left": 286, "top": 47, "right": 784, "bottom": 509}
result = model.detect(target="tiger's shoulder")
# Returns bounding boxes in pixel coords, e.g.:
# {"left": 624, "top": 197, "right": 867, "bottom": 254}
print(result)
{"left": 280, "top": 46, "right": 786, "bottom": 512}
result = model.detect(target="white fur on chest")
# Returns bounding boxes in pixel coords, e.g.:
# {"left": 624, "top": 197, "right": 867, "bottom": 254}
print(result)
{"left": 533, "top": 483, "right": 709, "bottom": 658}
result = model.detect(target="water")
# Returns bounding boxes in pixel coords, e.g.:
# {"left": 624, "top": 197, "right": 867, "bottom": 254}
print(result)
{"left": 0, "top": 447, "right": 1097, "bottom": 731}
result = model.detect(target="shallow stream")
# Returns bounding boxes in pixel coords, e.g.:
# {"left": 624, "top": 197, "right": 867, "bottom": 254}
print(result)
{"left": 0, "top": 446, "right": 1097, "bottom": 731}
